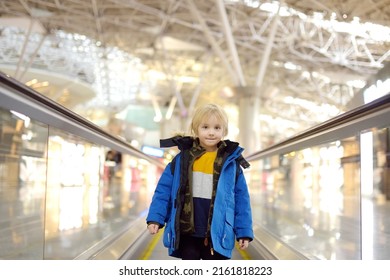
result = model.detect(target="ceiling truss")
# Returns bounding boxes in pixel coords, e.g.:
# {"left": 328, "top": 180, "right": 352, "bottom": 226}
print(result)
{"left": 0, "top": 0, "right": 389, "bottom": 142}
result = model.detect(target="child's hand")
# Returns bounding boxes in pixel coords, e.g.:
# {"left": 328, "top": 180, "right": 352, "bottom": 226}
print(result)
{"left": 147, "top": 224, "right": 159, "bottom": 235}
{"left": 238, "top": 238, "right": 249, "bottom": 250}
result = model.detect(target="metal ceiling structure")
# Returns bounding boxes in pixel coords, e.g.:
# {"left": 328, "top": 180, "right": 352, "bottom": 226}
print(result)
{"left": 0, "top": 0, "right": 389, "bottom": 147}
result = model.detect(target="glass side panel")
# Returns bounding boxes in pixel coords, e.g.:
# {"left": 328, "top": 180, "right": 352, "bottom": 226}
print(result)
{"left": 0, "top": 106, "right": 161, "bottom": 259}
{"left": 248, "top": 127, "right": 390, "bottom": 259}
{"left": 362, "top": 128, "right": 390, "bottom": 259}
{"left": 0, "top": 108, "right": 48, "bottom": 259}
{"left": 44, "top": 127, "right": 159, "bottom": 259}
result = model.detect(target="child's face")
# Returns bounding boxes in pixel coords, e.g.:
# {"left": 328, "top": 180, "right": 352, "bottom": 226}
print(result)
{"left": 196, "top": 114, "right": 224, "bottom": 152}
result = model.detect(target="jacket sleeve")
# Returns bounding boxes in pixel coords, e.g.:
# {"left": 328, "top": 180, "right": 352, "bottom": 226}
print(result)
{"left": 146, "top": 162, "right": 174, "bottom": 227}
{"left": 234, "top": 167, "right": 254, "bottom": 241}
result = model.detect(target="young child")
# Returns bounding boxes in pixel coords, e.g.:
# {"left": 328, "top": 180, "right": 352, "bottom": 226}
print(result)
{"left": 146, "top": 103, "right": 253, "bottom": 260}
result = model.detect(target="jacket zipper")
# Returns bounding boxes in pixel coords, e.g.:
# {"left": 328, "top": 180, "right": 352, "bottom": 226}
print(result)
{"left": 204, "top": 237, "right": 214, "bottom": 255}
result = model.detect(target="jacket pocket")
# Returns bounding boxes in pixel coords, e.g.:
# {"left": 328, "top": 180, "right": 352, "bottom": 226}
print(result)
{"left": 163, "top": 220, "right": 172, "bottom": 248}
{"left": 221, "top": 210, "right": 235, "bottom": 249}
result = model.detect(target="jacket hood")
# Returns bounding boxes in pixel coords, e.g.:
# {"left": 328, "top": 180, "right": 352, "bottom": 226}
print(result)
{"left": 160, "top": 135, "right": 194, "bottom": 150}
{"left": 160, "top": 135, "right": 250, "bottom": 169}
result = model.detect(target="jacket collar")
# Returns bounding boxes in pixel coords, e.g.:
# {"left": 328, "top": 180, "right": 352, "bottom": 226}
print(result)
{"left": 160, "top": 135, "right": 249, "bottom": 169}
{"left": 160, "top": 135, "right": 239, "bottom": 152}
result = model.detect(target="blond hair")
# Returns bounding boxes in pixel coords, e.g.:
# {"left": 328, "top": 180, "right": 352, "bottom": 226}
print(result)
{"left": 190, "top": 103, "right": 228, "bottom": 137}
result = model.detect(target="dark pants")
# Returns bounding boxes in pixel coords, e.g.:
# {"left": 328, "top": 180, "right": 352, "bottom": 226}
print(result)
{"left": 179, "top": 235, "right": 229, "bottom": 260}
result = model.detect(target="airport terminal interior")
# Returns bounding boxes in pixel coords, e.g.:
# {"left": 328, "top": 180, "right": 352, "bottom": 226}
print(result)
{"left": 0, "top": 0, "right": 389, "bottom": 260}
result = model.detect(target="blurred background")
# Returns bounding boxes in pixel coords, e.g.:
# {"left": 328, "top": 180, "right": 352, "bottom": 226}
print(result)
{"left": 0, "top": 0, "right": 389, "bottom": 260}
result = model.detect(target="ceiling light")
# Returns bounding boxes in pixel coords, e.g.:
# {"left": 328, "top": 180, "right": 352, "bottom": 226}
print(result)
{"left": 221, "top": 86, "right": 234, "bottom": 98}
{"left": 25, "top": 79, "right": 38, "bottom": 86}
{"left": 364, "top": 78, "right": 390, "bottom": 103}
{"left": 284, "top": 62, "right": 300, "bottom": 70}
{"left": 347, "top": 80, "right": 366, "bottom": 89}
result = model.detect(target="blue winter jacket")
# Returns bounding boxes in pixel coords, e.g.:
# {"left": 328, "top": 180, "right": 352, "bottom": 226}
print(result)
{"left": 146, "top": 138, "right": 254, "bottom": 259}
